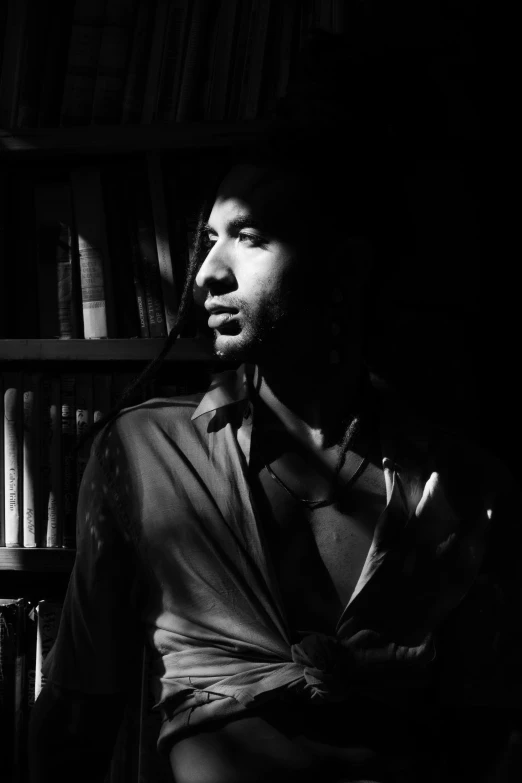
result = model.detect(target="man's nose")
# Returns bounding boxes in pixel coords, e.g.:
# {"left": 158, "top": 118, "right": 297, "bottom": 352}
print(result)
{"left": 195, "top": 244, "right": 236, "bottom": 293}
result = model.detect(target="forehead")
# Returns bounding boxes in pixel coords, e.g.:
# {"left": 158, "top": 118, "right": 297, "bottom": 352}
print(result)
{"left": 209, "top": 164, "right": 301, "bottom": 232}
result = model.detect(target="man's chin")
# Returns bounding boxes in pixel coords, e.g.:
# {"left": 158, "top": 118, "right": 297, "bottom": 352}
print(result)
{"left": 212, "top": 331, "right": 259, "bottom": 363}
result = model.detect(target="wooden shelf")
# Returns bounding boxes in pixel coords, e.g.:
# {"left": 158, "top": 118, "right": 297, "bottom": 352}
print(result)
{"left": 0, "top": 547, "right": 76, "bottom": 572}
{"left": 0, "top": 120, "right": 274, "bottom": 156}
{"left": 0, "top": 337, "right": 213, "bottom": 362}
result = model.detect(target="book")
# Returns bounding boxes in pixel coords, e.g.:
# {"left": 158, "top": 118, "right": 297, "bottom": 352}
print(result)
{"left": 22, "top": 373, "right": 41, "bottom": 548}
{"left": 174, "top": 0, "right": 215, "bottom": 122}
{"left": 102, "top": 167, "right": 143, "bottom": 338}
{"left": 147, "top": 152, "right": 178, "bottom": 334}
{"left": 0, "top": 598, "right": 25, "bottom": 782}
{"left": 225, "top": 0, "right": 253, "bottom": 120}
{"left": 0, "top": 373, "right": 3, "bottom": 547}
{"left": 243, "top": 0, "right": 272, "bottom": 120}
{"left": 93, "top": 374, "right": 112, "bottom": 423}
{"left": 34, "top": 181, "right": 81, "bottom": 339}
{"left": 91, "top": 0, "right": 136, "bottom": 124}
{"left": 61, "top": 375, "right": 76, "bottom": 549}
{"left": 12, "top": 175, "right": 40, "bottom": 339}
{"left": 15, "top": 0, "right": 52, "bottom": 128}
{"left": 42, "top": 376, "right": 62, "bottom": 548}
{"left": 121, "top": 0, "right": 155, "bottom": 124}
{"left": 237, "top": 0, "right": 272, "bottom": 120}
{"left": 155, "top": 0, "right": 189, "bottom": 123}
{"left": 141, "top": 0, "right": 171, "bottom": 123}
{"left": 34, "top": 600, "right": 62, "bottom": 700}
{"left": 60, "top": 0, "right": 106, "bottom": 126}
{"left": 129, "top": 169, "right": 167, "bottom": 339}
{"left": 37, "top": 0, "right": 75, "bottom": 127}
{"left": 70, "top": 167, "right": 114, "bottom": 339}
{"left": 0, "top": 0, "right": 29, "bottom": 127}
{"left": 75, "top": 373, "right": 93, "bottom": 495}
{"left": 3, "top": 372, "right": 22, "bottom": 547}
{"left": 204, "top": 0, "right": 239, "bottom": 121}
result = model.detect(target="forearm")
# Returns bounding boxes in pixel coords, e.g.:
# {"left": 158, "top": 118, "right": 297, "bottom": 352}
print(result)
{"left": 28, "top": 684, "right": 125, "bottom": 783}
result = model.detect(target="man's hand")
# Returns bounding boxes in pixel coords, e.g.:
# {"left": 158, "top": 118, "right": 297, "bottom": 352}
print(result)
{"left": 342, "top": 470, "right": 492, "bottom": 645}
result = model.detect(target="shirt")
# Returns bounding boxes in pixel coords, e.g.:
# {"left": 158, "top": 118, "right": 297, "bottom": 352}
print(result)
{"left": 45, "top": 364, "right": 522, "bottom": 749}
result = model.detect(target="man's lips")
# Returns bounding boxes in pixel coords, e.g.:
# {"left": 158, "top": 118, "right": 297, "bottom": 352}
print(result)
{"left": 208, "top": 311, "right": 238, "bottom": 329}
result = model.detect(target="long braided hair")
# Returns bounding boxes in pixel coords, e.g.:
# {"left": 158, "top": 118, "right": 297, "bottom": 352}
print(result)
{"left": 83, "top": 190, "right": 216, "bottom": 446}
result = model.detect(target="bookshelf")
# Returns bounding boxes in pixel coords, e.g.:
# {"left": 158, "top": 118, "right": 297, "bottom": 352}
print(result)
{"left": 0, "top": 337, "right": 212, "bottom": 362}
{"left": 0, "top": 547, "right": 75, "bottom": 572}
{"left": 1, "top": 1, "right": 303, "bottom": 777}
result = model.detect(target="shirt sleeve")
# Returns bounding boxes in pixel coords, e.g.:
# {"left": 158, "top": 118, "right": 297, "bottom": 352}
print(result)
{"left": 43, "top": 444, "right": 142, "bottom": 694}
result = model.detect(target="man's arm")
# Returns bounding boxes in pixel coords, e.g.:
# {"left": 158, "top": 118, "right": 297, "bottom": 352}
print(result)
{"left": 28, "top": 684, "right": 125, "bottom": 783}
{"left": 28, "top": 440, "right": 142, "bottom": 782}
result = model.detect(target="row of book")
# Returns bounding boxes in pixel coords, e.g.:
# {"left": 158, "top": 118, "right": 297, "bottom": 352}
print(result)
{"left": 0, "top": 598, "right": 62, "bottom": 782}
{"left": 0, "top": 370, "right": 193, "bottom": 550}
{"left": 0, "top": 597, "right": 172, "bottom": 783}
{"left": 0, "top": 154, "right": 207, "bottom": 341}
{"left": 0, "top": 0, "right": 346, "bottom": 129}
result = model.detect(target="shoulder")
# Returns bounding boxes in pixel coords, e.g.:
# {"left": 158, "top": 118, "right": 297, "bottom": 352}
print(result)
{"left": 92, "top": 391, "right": 206, "bottom": 466}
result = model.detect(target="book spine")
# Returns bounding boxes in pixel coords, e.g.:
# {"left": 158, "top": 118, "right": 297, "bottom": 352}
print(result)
{"left": 26, "top": 604, "right": 37, "bottom": 717}
{"left": 37, "top": 0, "right": 74, "bottom": 127}
{"left": 140, "top": 0, "right": 171, "bottom": 123}
{"left": 146, "top": 153, "right": 178, "bottom": 334}
{"left": 22, "top": 373, "right": 41, "bottom": 548}
{"left": 61, "top": 375, "right": 76, "bottom": 549}
{"left": 155, "top": 0, "right": 188, "bottom": 123}
{"left": 34, "top": 600, "right": 62, "bottom": 699}
{"left": 102, "top": 167, "right": 142, "bottom": 338}
{"left": 205, "top": 0, "right": 238, "bottom": 121}
{"left": 45, "top": 376, "right": 62, "bottom": 547}
{"left": 129, "top": 224, "right": 151, "bottom": 338}
{"left": 93, "top": 374, "right": 112, "bottom": 423}
{"left": 136, "top": 218, "right": 167, "bottom": 338}
{"left": 0, "top": 598, "right": 25, "bottom": 781}
{"left": 34, "top": 182, "right": 79, "bottom": 339}
{"left": 276, "top": 0, "right": 298, "bottom": 100}
{"left": 225, "top": 0, "right": 252, "bottom": 120}
{"left": 3, "top": 372, "right": 22, "bottom": 547}
{"left": 71, "top": 168, "right": 111, "bottom": 339}
{"left": 0, "top": 373, "right": 4, "bottom": 546}
{"left": 243, "top": 0, "right": 272, "bottom": 120}
{"left": 75, "top": 373, "right": 93, "bottom": 495}
{"left": 0, "top": 0, "right": 29, "bottom": 127}
{"left": 59, "top": 0, "right": 106, "bottom": 126}
{"left": 91, "top": 0, "right": 135, "bottom": 124}
{"left": 121, "top": 0, "right": 154, "bottom": 124}
{"left": 175, "top": 0, "right": 212, "bottom": 123}
{"left": 237, "top": 0, "right": 263, "bottom": 120}
{"left": 15, "top": 0, "right": 52, "bottom": 128}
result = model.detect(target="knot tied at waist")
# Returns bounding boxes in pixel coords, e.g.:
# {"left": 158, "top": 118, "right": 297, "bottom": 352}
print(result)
{"left": 290, "top": 632, "right": 353, "bottom": 702}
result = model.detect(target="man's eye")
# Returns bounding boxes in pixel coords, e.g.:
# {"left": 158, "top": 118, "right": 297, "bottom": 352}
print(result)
{"left": 202, "top": 233, "right": 217, "bottom": 249}
{"left": 238, "top": 232, "right": 264, "bottom": 247}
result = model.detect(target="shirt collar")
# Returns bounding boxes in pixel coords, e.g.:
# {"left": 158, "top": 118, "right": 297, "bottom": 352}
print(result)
{"left": 191, "top": 364, "right": 253, "bottom": 420}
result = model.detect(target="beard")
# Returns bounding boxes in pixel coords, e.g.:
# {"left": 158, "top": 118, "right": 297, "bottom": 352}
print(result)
{"left": 211, "top": 292, "right": 292, "bottom": 364}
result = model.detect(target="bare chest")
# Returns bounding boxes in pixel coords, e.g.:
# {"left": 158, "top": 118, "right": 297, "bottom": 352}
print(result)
{"left": 252, "top": 459, "right": 387, "bottom": 636}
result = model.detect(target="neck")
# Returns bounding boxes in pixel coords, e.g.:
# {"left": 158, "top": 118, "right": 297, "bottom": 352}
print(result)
{"left": 253, "top": 357, "right": 365, "bottom": 451}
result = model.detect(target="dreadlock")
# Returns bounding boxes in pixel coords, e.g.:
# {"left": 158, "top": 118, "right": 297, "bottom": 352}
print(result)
{"left": 81, "top": 196, "right": 214, "bottom": 447}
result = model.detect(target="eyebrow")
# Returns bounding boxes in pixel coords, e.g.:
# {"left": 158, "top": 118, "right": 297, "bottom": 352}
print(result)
{"left": 203, "top": 214, "right": 267, "bottom": 235}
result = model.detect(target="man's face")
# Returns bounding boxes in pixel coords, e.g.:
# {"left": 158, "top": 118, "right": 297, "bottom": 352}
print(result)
{"left": 195, "top": 164, "right": 306, "bottom": 363}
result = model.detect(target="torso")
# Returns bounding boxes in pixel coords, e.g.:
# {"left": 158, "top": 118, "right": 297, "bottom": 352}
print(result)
{"left": 249, "top": 426, "right": 387, "bottom": 638}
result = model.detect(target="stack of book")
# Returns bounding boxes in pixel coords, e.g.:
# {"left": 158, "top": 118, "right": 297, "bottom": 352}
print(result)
{"left": 0, "top": 153, "right": 206, "bottom": 340}
{"left": 0, "top": 0, "right": 346, "bottom": 129}
{"left": 0, "top": 598, "right": 62, "bottom": 783}
{"left": 0, "top": 597, "right": 172, "bottom": 783}
{"left": 0, "top": 370, "right": 192, "bottom": 550}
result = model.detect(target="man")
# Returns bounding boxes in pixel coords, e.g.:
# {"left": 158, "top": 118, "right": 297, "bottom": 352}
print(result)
{"left": 29, "top": 137, "right": 521, "bottom": 783}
